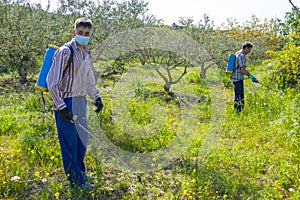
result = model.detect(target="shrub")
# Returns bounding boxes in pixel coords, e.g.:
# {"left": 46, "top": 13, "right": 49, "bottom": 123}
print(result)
{"left": 264, "top": 42, "right": 300, "bottom": 91}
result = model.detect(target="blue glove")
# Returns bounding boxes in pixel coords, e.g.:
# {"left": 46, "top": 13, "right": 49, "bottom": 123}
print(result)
{"left": 95, "top": 98, "right": 104, "bottom": 113}
{"left": 249, "top": 74, "right": 258, "bottom": 83}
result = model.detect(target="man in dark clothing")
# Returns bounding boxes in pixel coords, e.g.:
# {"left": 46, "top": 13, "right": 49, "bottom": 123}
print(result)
{"left": 230, "top": 42, "right": 258, "bottom": 113}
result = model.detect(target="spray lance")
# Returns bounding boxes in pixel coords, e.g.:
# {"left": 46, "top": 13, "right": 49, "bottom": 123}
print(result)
{"left": 250, "top": 78, "right": 282, "bottom": 93}
{"left": 71, "top": 115, "right": 142, "bottom": 182}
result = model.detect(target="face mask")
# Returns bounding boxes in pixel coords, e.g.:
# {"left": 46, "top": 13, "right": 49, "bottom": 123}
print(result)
{"left": 75, "top": 35, "right": 90, "bottom": 45}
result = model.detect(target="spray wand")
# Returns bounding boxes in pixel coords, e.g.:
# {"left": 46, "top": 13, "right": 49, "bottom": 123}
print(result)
{"left": 71, "top": 115, "right": 142, "bottom": 182}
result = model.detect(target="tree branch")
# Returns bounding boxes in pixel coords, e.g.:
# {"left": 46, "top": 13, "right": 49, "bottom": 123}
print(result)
{"left": 170, "top": 66, "right": 187, "bottom": 84}
{"left": 152, "top": 58, "right": 168, "bottom": 84}
{"left": 204, "top": 62, "right": 216, "bottom": 71}
{"left": 289, "top": 0, "right": 300, "bottom": 13}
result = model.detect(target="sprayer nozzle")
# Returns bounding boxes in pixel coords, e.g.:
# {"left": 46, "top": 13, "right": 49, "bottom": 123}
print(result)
{"left": 73, "top": 115, "right": 78, "bottom": 121}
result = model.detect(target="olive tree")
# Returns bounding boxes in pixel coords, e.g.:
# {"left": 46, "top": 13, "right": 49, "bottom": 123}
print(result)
{"left": 93, "top": 27, "right": 208, "bottom": 94}
{"left": 0, "top": 1, "right": 49, "bottom": 82}
{"left": 0, "top": 0, "right": 157, "bottom": 83}
{"left": 177, "top": 14, "right": 230, "bottom": 78}
{"left": 128, "top": 48, "right": 193, "bottom": 94}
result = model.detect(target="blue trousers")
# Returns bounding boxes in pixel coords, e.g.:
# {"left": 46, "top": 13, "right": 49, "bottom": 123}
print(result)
{"left": 233, "top": 80, "right": 244, "bottom": 113}
{"left": 54, "top": 97, "right": 88, "bottom": 186}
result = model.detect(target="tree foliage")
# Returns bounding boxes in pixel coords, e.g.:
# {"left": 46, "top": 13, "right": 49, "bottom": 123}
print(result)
{"left": 221, "top": 15, "right": 284, "bottom": 61}
{"left": 0, "top": 0, "right": 295, "bottom": 86}
{"left": 175, "top": 14, "right": 284, "bottom": 78}
{"left": 0, "top": 1, "right": 49, "bottom": 82}
{"left": 278, "top": 7, "right": 300, "bottom": 45}
{"left": 0, "top": 0, "right": 156, "bottom": 82}
{"left": 93, "top": 26, "right": 198, "bottom": 94}
{"left": 265, "top": 8, "right": 300, "bottom": 91}
{"left": 265, "top": 42, "right": 300, "bottom": 91}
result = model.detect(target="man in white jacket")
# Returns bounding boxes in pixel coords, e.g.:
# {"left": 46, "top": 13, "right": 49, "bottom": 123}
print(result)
{"left": 46, "top": 17, "right": 103, "bottom": 189}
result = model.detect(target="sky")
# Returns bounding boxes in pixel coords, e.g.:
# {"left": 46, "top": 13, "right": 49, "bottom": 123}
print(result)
{"left": 32, "top": 0, "right": 296, "bottom": 26}
{"left": 146, "top": 0, "right": 295, "bottom": 26}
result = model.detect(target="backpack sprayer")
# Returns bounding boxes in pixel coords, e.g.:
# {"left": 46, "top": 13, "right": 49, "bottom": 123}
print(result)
{"left": 71, "top": 115, "right": 142, "bottom": 182}
{"left": 35, "top": 45, "right": 60, "bottom": 92}
{"left": 226, "top": 54, "right": 236, "bottom": 76}
{"left": 35, "top": 44, "right": 73, "bottom": 112}
{"left": 35, "top": 45, "right": 60, "bottom": 112}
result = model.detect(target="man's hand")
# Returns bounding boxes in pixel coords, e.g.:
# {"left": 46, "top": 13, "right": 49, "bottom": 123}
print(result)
{"left": 58, "top": 107, "right": 73, "bottom": 121}
{"left": 249, "top": 74, "right": 259, "bottom": 83}
{"left": 95, "top": 98, "right": 104, "bottom": 113}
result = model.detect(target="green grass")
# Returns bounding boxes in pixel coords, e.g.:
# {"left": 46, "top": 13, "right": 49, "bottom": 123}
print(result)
{"left": 0, "top": 65, "right": 299, "bottom": 199}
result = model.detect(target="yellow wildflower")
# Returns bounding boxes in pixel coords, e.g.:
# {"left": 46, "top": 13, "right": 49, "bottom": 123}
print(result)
{"left": 183, "top": 189, "right": 188, "bottom": 195}
{"left": 55, "top": 192, "right": 60, "bottom": 199}
{"left": 35, "top": 171, "right": 40, "bottom": 178}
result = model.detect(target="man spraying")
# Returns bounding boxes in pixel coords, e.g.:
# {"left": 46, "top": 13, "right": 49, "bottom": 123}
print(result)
{"left": 46, "top": 17, "right": 103, "bottom": 189}
{"left": 230, "top": 41, "right": 258, "bottom": 113}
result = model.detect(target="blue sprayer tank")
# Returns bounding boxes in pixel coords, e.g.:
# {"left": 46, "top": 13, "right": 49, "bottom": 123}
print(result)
{"left": 226, "top": 54, "right": 236, "bottom": 75}
{"left": 35, "top": 45, "right": 59, "bottom": 92}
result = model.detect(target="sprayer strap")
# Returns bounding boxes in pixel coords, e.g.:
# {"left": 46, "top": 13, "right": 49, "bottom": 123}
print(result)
{"left": 41, "top": 91, "right": 47, "bottom": 112}
{"left": 62, "top": 43, "right": 74, "bottom": 76}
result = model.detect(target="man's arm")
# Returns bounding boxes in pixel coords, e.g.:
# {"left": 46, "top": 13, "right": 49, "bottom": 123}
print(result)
{"left": 86, "top": 64, "right": 104, "bottom": 113}
{"left": 240, "top": 66, "right": 250, "bottom": 76}
{"left": 86, "top": 62, "right": 100, "bottom": 101}
{"left": 241, "top": 66, "right": 258, "bottom": 83}
{"left": 46, "top": 47, "right": 71, "bottom": 110}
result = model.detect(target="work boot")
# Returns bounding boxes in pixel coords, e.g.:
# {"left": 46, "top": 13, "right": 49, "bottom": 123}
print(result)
{"left": 81, "top": 183, "right": 96, "bottom": 191}
{"left": 83, "top": 174, "right": 95, "bottom": 183}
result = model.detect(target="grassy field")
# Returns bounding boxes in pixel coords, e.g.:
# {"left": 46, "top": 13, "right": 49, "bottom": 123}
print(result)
{"left": 0, "top": 64, "right": 299, "bottom": 199}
